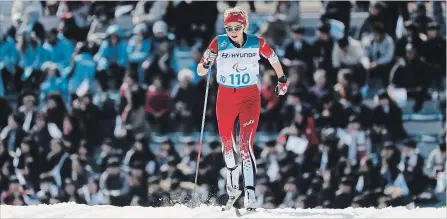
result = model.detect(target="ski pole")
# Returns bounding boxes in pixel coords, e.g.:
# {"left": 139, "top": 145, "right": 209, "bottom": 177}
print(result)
{"left": 192, "top": 68, "right": 211, "bottom": 207}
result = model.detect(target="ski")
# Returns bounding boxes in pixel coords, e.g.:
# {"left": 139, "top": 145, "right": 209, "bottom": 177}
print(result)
{"left": 221, "top": 191, "right": 242, "bottom": 211}
{"left": 235, "top": 208, "right": 257, "bottom": 217}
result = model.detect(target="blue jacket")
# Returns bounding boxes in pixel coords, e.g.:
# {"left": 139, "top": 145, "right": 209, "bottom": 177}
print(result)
{"left": 18, "top": 43, "right": 50, "bottom": 71}
{"left": 95, "top": 25, "right": 128, "bottom": 70}
{"left": 0, "top": 37, "right": 20, "bottom": 73}
{"left": 39, "top": 75, "right": 68, "bottom": 105}
{"left": 43, "top": 33, "right": 75, "bottom": 71}
{"left": 63, "top": 53, "right": 97, "bottom": 94}
{"left": 127, "top": 36, "right": 151, "bottom": 63}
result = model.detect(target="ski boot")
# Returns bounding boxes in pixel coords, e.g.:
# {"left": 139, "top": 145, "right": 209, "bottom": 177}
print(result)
{"left": 222, "top": 166, "right": 242, "bottom": 211}
{"left": 244, "top": 186, "right": 257, "bottom": 211}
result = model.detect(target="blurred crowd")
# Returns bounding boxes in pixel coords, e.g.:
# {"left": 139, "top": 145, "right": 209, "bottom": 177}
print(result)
{"left": 0, "top": 0, "right": 445, "bottom": 210}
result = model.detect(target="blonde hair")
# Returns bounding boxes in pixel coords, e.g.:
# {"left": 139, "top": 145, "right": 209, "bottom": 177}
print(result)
{"left": 223, "top": 6, "right": 249, "bottom": 32}
{"left": 178, "top": 68, "right": 194, "bottom": 82}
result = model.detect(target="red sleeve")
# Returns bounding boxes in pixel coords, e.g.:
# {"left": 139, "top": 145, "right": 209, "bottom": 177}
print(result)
{"left": 258, "top": 37, "right": 279, "bottom": 63}
{"left": 199, "top": 37, "right": 218, "bottom": 63}
{"left": 258, "top": 37, "right": 274, "bottom": 58}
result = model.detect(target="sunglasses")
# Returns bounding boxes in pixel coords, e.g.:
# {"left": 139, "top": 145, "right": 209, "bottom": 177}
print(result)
{"left": 225, "top": 25, "right": 243, "bottom": 32}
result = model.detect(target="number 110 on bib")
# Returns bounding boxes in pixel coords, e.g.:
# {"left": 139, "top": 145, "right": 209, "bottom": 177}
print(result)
{"left": 230, "top": 73, "right": 250, "bottom": 86}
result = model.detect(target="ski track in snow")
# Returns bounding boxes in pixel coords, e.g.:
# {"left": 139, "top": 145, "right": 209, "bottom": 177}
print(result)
{"left": 1, "top": 203, "right": 446, "bottom": 218}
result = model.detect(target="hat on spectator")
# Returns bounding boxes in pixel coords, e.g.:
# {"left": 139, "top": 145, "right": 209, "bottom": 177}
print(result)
{"left": 383, "top": 141, "right": 397, "bottom": 150}
{"left": 337, "top": 37, "right": 349, "bottom": 49}
{"left": 11, "top": 112, "right": 24, "bottom": 126}
{"left": 439, "top": 142, "right": 446, "bottom": 152}
{"left": 349, "top": 91, "right": 363, "bottom": 105}
{"left": 265, "top": 139, "right": 276, "bottom": 148}
{"left": 376, "top": 89, "right": 390, "bottom": 100}
{"left": 181, "top": 136, "right": 195, "bottom": 145}
{"left": 147, "top": 176, "right": 160, "bottom": 185}
{"left": 372, "top": 22, "right": 386, "bottom": 34}
{"left": 208, "top": 139, "right": 221, "bottom": 150}
{"left": 133, "top": 23, "right": 148, "bottom": 35}
{"left": 167, "top": 156, "right": 178, "bottom": 166}
{"left": 107, "top": 157, "right": 121, "bottom": 167}
{"left": 348, "top": 115, "right": 361, "bottom": 124}
{"left": 317, "top": 22, "right": 331, "bottom": 34}
{"left": 152, "top": 20, "right": 168, "bottom": 35}
{"left": 372, "top": 1, "right": 387, "bottom": 11}
{"left": 402, "top": 139, "right": 417, "bottom": 148}
{"left": 289, "top": 89, "right": 304, "bottom": 99}
{"left": 9, "top": 175, "right": 19, "bottom": 184}
{"left": 130, "top": 160, "right": 145, "bottom": 170}
{"left": 321, "top": 92, "right": 334, "bottom": 104}
{"left": 105, "top": 25, "right": 123, "bottom": 38}
{"left": 153, "top": 135, "right": 170, "bottom": 144}
{"left": 40, "top": 175, "right": 53, "bottom": 183}
{"left": 428, "top": 22, "right": 440, "bottom": 31}
{"left": 291, "top": 25, "right": 305, "bottom": 34}
{"left": 341, "top": 176, "right": 355, "bottom": 186}
{"left": 404, "top": 20, "right": 416, "bottom": 31}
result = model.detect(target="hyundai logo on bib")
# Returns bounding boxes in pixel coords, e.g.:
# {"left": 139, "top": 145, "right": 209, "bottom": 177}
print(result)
{"left": 232, "top": 63, "right": 247, "bottom": 72}
{"left": 221, "top": 52, "right": 257, "bottom": 58}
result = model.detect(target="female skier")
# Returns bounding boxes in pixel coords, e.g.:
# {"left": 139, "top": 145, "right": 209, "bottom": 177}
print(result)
{"left": 197, "top": 7, "right": 288, "bottom": 211}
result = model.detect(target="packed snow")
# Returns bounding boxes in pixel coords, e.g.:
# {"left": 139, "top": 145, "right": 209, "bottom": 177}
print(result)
{"left": 1, "top": 203, "right": 446, "bottom": 218}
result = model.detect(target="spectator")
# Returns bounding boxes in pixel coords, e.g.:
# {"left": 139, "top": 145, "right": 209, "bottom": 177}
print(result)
{"left": 322, "top": 1, "right": 352, "bottom": 37}
{"left": 315, "top": 93, "right": 348, "bottom": 129}
{"left": 43, "top": 28, "right": 75, "bottom": 73}
{"left": 423, "top": 22, "right": 446, "bottom": 89}
{"left": 358, "top": 2, "right": 391, "bottom": 42}
{"left": 71, "top": 91, "right": 101, "bottom": 148}
{"left": 426, "top": 142, "right": 446, "bottom": 194}
{"left": 121, "top": 86, "right": 151, "bottom": 143}
{"left": 389, "top": 44, "right": 432, "bottom": 112}
{"left": 313, "top": 22, "right": 335, "bottom": 85}
{"left": 42, "top": 92, "right": 67, "bottom": 130}
{"left": 332, "top": 37, "right": 368, "bottom": 87}
{"left": 1, "top": 112, "right": 26, "bottom": 155}
{"left": 400, "top": 139, "right": 426, "bottom": 196}
{"left": 394, "top": 21, "right": 425, "bottom": 59}
{"left": 145, "top": 76, "right": 171, "bottom": 134}
{"left": 9, "top": 4, "right": 45, "bottom": 43}
{"left": 65, "top": 42, "right": 97, "bottom": 96}
{"left": 345, "top": 91, "right": 373, "bottom": 129}
{"left": 371, "top": 90, "right": 407, "bottom": 142}
{"left": 412, "top": 3, "right": 433, "bottom": 35}
{"left": 16, "top": 30, "right": 50, "bottom": 91}
{"left": 309, "top": 69, "right": 329, "bottom": 103}
{"left": 58, "top": 1, "right": 91, "bottom": 43}
{"left": 127, "top": 23, "right": 151, "bottom": 83}
{"left": 170, "top": 69, "right": 196, "bottom": 133}
{"left": 379, "top": 149, "right": 412, "bottom": 208}
{"left": 0, "top": 97, "right": 13, "bottom": 130}
{"left": 94, "top": 25, "right": 128, "bottom": 90}
{"left": 260, "top": 72, "right": 281, "bottom": 132}
{"left": 79, "top": 178, "right": 105, "bottom": 205}
{"left": 87, "top": 4, "right": 117, "bottom": 46}
{"left": 28, "top": 112, "right": 52, "bottom": 154}
{"left": 0, "top": 34, "right": 20, "bottom": 96}
{"left": 334, "top": 69, "right": 359, "bottom": 106}
{"left": 364, "top": 22, "right": 395, "bottom": 87}
{"left": 283, "top": 25, "right": 314, "bottom": 82}
{"left": 99, "top": 157, "right": 129, "bottom": 206}
{"left": 281, "top": 89, "right": 313, "bottom": 128}
{"left": 17, "top": 90, "right": 38, "bottom": 134}
{"left": 132, "top": 1, "right": 167, "bottom": 25}
{"left": 39, "top": 63, "right": 68, "bottom": 104}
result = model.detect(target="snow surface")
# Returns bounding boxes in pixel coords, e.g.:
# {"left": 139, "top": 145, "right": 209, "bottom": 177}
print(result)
{"left": 1, "top": 203, "right": 446, "bottom": 218}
